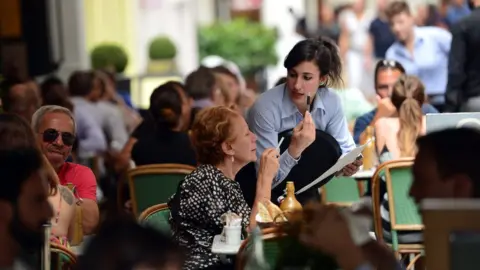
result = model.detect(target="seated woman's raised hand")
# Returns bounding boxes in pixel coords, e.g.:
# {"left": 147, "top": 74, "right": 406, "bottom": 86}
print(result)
{"left": 258, "top": 148, "right": 280, "bottom": 186}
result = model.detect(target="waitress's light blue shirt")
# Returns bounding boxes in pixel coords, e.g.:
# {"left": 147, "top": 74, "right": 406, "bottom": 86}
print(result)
{"left": 247, "top": 84, "right": 355, "bottom": 187}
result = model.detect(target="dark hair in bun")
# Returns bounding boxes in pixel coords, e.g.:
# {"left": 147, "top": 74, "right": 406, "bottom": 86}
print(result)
{"left": 149, "top": 82, "right": 183, "bottom": 131}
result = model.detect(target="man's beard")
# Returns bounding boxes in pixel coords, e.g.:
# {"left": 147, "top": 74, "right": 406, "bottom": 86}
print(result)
{"left": 9, "top": 207, "right": 46, "bottom": 252}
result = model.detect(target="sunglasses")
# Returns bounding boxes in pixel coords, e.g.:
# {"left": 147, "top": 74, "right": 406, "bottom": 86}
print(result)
{"left": 375, "top": 59, "right": 405, "bottom": 73}
{"left": 41, "top": 128, "right": 75, "bottom": 146}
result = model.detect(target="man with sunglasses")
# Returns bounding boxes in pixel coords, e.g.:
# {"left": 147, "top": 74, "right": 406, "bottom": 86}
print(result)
{"left": 353, "top": 59, "right": 438, "bottom": 144}
{"left": 32, "top": 105, "right": 99, "bottom": 235}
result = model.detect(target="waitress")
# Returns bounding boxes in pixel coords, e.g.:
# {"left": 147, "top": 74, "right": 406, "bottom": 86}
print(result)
{"left": 247, "top": 36, "right": 362, "bottom": 190}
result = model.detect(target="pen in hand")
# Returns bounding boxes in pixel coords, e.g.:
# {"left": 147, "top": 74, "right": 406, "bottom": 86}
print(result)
{"left": 306, "top": 92, "right": 311, "bottom": 115}
{"left": 276, "top": 137, "right": 285, "bottom": 157}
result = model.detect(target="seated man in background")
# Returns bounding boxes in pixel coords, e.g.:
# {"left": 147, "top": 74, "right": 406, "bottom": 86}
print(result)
{"left": 32, "top": 105, "right": 99, "bottom": 235}
{"left": 184, "top": 66, "right": 223, "bottom": 127}
{"left": 353, "top": 59, "right": 438, "bottom": 144}
{"left": 0, "top": 78, "right": 41, "bottom": 123}
{"left": 0, "top": 148, "right": 53, "bottom": 269}
{"left": 67, "top": 71, "right": 107, "bottom": 160}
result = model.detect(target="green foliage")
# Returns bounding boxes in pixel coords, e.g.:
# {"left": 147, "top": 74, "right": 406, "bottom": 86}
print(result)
{"left": 90, "top": 43, "right": 129, "bottom": 73}
{"left": 148, "top": 36, "right": 177, "bottom": 60}
{"left": 198, "top": 18, "right": 278, "bottom": 76}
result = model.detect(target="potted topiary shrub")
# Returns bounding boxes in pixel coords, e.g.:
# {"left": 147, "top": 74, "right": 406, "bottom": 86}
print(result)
{"left": 90, "top": 43, "right": 129, "bottom": 74}
{"left": 147, "top": 36, "right": 177, "bottom": 74}
{"left": 198, "top": 18, "right": 278, "bottom": 92}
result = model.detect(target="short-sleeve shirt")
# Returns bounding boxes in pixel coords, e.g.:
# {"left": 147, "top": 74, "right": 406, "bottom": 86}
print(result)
{"left": 57, "top": 162, "right": 97, "bottom": 201}
{"left": 168, "top": 164, "right": 250, "bottom": 270}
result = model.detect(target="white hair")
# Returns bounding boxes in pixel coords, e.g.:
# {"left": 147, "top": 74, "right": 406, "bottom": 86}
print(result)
{"left": 31, "top": 105, "right": 76, "bottom": 134}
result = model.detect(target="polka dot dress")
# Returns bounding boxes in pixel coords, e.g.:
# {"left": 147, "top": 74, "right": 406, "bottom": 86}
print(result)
{"left": 168, "top": 164, "right": 251, "bottom": 270}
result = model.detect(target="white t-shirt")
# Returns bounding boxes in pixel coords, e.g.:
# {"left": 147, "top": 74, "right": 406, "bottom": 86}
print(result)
{"left": 340, "top": 9, "right": 374, "bottom": 52}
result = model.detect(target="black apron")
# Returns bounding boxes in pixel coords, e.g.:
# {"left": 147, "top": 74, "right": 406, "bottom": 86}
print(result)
{"left": 236, "top": 129, "right": 341, "bottom": 207}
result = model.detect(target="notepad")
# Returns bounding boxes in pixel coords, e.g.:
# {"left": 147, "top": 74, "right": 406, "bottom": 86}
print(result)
{"left": 295, "top": 140, "right": 371, "bottom": 195}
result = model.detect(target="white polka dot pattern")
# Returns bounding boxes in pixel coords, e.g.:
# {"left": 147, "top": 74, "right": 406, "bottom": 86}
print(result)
{"left": 168, "top": 164, "right": 251, "bottom": 269}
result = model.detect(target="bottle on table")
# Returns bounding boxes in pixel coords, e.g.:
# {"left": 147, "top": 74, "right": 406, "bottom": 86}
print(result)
{"left": 280, "top": 182, "right": 303, "bottom": 213}
{"left": 361, "top": 126, "right": 377, "bottom": 170}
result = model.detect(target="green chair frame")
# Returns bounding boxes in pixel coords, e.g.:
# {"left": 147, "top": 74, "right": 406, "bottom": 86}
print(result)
{"left": 321, "top": 176, "right": 364, "bottom": 206}
{"left": 371, "top": 158, "right": 424, "bottom": 262}
{"left": 127, "top": 163, "right": 195, "bottom": 217}
{"left": 138, "top": 203, "right": 171, "bottom": 234}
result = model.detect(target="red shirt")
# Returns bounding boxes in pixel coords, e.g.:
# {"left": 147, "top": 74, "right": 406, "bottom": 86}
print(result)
{"left": 58, "top": 162, "right": 97, "bottom": 201}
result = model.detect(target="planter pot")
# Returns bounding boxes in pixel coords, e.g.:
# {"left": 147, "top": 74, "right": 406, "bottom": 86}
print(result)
{"left": 147, "top": 59, "right": 176, "bottom": 74}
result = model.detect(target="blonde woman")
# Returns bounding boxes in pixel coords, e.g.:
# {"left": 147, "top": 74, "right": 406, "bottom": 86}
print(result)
{"left": 374, "top": 75, "right": 427, "bottom": 161}
{"left": 370, "top": 75, "right": 426, "bottom": 243}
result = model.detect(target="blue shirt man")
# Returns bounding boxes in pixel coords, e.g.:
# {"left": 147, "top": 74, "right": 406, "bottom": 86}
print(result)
{"left": 385, "top": 1, "right": 451, "bottom": 107}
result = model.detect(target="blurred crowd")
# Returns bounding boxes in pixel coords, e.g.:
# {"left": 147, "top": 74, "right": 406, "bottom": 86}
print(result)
{"left": 0, "top": 0, "right": 480, "bottom": 269}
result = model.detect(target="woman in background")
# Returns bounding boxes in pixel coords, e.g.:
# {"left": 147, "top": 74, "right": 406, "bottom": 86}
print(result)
{"left": 363, "top": 75, "right": 426, "bottom": 244}
{"left": 374, "top": 75, "right": 426, "bottom": 161}
{"left": 131, "top": 82, "right": 196, "bottom": 167}
{"left": 338, "top": 0, "right": 374, "bottom": 91}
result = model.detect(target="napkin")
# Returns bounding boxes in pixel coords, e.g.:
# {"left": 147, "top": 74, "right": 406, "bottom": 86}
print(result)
{"left": 221, "top": 211, "right": 242, "bottom": 227}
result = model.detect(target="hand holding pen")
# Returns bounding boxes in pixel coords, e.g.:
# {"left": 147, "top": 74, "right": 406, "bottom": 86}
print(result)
{"left": 289, "top": 94, "right": 316, "bottom": 159}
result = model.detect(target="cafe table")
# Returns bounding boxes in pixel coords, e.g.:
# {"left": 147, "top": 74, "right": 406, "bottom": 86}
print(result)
{"left": 211, "top": 234, "right": 242, "bottom": 255}
{"left": 352, "top": 168, "right": 376, "bottom": 196}
{"left": 352, "top": 168, "right": 375, "bottom": 181}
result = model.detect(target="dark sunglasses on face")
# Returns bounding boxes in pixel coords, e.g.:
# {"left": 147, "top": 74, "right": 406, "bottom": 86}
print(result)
{"left": 42, "top": 128, "right": 75, "bottom": 146}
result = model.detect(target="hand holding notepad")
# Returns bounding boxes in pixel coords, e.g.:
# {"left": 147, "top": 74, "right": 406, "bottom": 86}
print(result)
{"left": 296, "top": 140, "right": 371, "bottom": 195}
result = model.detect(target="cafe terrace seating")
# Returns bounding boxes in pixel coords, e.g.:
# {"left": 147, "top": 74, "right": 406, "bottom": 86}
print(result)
{"left": 371, "top": 158, "right": 424, "bottom": 268}
{"left": 321, "top": 176, "right": 363, "bottom": 207}
{"left": 138, "top": 203, "right": 171, "bottom": 234}
{"left": 127, "top": 164, "right": 195, "bottom": 217}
